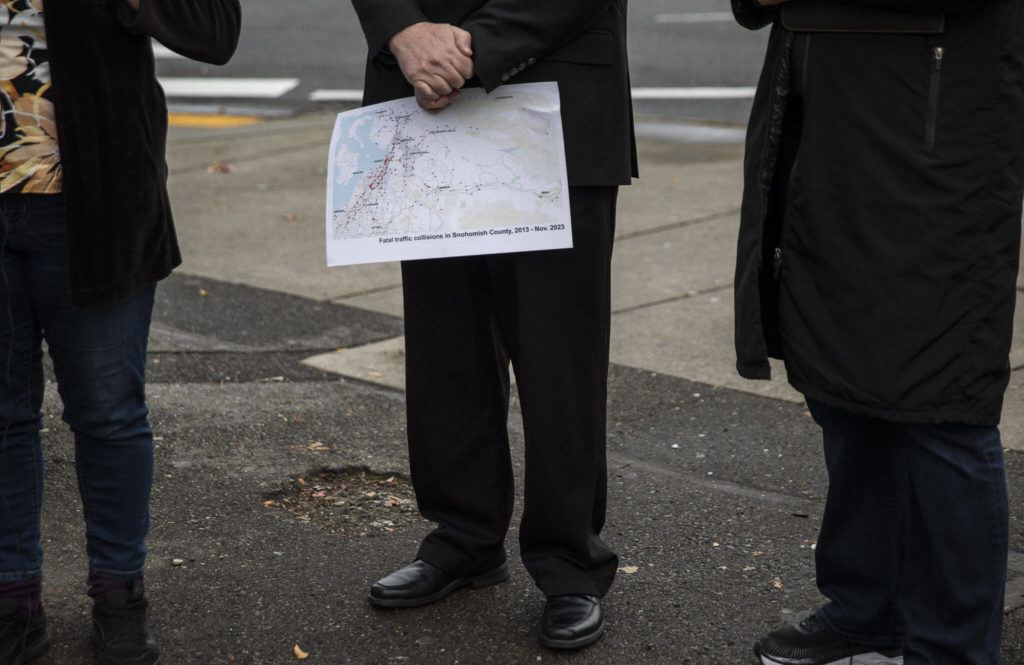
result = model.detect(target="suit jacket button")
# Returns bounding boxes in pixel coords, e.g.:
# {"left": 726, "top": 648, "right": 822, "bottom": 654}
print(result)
{"left": 501, "top": 72, "right": 510, "bottom": 82}
{"left": 527, "top": 57, "right": 536, "bottom": 65}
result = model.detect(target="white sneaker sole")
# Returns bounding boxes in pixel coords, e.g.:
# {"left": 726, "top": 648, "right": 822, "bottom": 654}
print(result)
{"left": 760, "top": 653, "right": 904, "bottom": 665}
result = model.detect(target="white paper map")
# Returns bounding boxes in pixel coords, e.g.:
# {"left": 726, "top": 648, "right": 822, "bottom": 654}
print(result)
{"left": 325, "top": 82, "right": 571, "bottom": 266}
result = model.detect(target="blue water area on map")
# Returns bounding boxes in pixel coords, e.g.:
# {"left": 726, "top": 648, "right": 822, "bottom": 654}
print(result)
{"left": 332, "top": 110, "right": 391, "bottom": 210}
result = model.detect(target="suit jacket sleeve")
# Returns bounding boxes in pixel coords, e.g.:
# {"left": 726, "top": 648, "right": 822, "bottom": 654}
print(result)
{"left": 351, "top": 0, "right": 429, "bottom": 61}
{"left": 460, "top": 0, "right": 616, "bottom": 92}
{"left": 114, "top": 0, "right": 242, "bottom": 65}
{"left": 834, "top": 0, "right": 986, "bottom": 12}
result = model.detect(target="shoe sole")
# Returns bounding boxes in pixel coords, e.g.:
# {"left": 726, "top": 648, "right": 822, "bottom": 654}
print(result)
{"left": 756, "top": 651, "right": 903, "bottom": 665}
{"left": 367, "top": 561, "right": 510, "bottom": 608}
{"left": 538, "top": 619, "right": 605, "bottom": 651}
{"left": 13, "top": 628, "right": 51, "bottom": 665}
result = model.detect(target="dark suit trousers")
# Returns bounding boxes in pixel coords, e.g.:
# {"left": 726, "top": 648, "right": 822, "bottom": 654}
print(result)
{"left": 401, "top": 186, "right": 620, "bottom": 598}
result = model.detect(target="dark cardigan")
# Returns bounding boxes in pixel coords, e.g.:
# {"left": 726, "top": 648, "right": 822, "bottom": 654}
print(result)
{"left": 44, "top": 0, "right": 241, "bottom": 308}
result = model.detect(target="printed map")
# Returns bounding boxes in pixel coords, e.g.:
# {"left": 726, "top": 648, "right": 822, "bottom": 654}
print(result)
{"left": 325, "top": 82, "right": 571, "bottom": 266}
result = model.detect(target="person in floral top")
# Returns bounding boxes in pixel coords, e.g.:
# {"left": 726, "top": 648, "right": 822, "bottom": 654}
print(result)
{"left": 0, "top": 1, "right": 240, "bottom": 664}
{"left": 0, "top": 0, "right": 60, "bottom": 195}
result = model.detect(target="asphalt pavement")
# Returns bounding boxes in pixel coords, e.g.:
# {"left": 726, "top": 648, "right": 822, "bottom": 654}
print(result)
{"left": 26, "top": 112, "right": 1024, "bottom": 664}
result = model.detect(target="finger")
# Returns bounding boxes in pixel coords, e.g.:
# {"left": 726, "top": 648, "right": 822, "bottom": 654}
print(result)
{"left": 452, "top": 54, "right": 474, "bottom": 81}
{"left": 452, "top": 27, "right": 473, "bottom": 57}
{"left": 437, "top": 64, "right": 466, "bottom": 91}
{"left": 425, "top": 68, "right": 462, "bottom": 95}
{"left": 413, "top": 80, "right": 444, "bottom": 103}
{"left": 417, "top": 90, "right": 457, "bottom": 111}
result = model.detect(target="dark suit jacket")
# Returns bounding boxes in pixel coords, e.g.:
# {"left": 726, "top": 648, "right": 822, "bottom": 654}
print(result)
{"left": 352, "top": 0, "right": 637, "bottom": 187}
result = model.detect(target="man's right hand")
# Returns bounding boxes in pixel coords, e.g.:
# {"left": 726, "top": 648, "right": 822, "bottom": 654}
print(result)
{"left": 388, "top": 22, "right": 474, "bottom": 110}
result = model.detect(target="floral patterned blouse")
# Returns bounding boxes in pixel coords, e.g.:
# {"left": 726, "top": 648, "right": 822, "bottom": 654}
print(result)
{"left": 0, "top": 0, "right": 60, "bottom": 194}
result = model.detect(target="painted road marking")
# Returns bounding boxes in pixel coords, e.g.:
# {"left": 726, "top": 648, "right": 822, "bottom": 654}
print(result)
{"left": 159, "top": 78, "right": 300, "bottom": 98}
{"left": 152, "top": 42, "right": 184, "bottom": 59}
{"left": 631, "top": 87, "right": 755, "bottom": 100}
{"left": 309, "top": 89, "right": 364, "bottom": 102}
{"left": 308, "top": 87, "right": 756, "bottom": 102}
{"left": 656, "top": 12, "right": 735, "bottom": 23}
{"left": 167, "top": 113, "right": 263, "bottom": 128}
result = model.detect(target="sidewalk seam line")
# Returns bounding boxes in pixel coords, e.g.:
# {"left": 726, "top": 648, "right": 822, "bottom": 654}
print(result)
{"left": 612, "top": 283, "right": 732, "bottom": 316}
{"left": 615, "top": 208, "right": 741, "bottom": 242}
{"left": 328, "top": 283, "right": 403, "bottom": 302}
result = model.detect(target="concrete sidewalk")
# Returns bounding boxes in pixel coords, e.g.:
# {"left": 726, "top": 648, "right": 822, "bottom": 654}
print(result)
{"left": 164, "top": 112, "right": 1024, "bottom": 451}
{"left": 25, "top": 112, "right": 1024, "bottom": 664}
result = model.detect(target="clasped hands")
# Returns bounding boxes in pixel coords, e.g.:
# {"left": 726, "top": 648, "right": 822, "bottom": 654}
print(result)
{"left": 389, "top": 22, "right": 474, "bottom": 111}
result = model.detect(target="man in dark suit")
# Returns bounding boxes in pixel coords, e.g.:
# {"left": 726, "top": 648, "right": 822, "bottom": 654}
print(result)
{"left": 351, "top": 0, "right": 636, "bottom": 650}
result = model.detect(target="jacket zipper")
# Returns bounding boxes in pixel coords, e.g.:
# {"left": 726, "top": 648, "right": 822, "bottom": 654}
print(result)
{"left": 771, "top": 34, "right": 810, "bottom": 282}
{"left": 772, "top": 246, "right": 783, "bottom": 279}
{"left": 924, "top": 46, "right": 943, "bottom": 153}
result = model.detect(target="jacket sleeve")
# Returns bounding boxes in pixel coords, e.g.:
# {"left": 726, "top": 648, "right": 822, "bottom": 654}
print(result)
{"left": 115, "top": 0, "right": 241, "bottom": 65}
{"left": 351, "top": 0, "right": 429, "bottom": 61}
{"left": 733, "top": 0, "right": 779, "bottom": 30}
{"left": 460, "top": 0, "right": 616, "bottom": 92}
{"left": 830, "top": 0, "right": 985, "bottom": 13}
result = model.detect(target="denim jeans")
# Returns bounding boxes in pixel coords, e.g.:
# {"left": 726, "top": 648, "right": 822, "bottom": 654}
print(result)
{"left": 808, "top": 398, "right": 1008, "bottom": 665}
{"left": 0, "top": 194, "right": 155, "bottom": 582}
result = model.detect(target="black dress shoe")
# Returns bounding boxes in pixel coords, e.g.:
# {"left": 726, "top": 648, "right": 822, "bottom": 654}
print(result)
{"left": 367, "top": 559, "right": 509, "bottom": 608}
{"left": 539, "top": 594, "right": 604, "bottom": 650}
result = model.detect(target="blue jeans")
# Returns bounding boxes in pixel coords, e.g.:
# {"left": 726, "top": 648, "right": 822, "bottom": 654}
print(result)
{"left": 0, "top": 194, "right": 155, "bottom": 582}
{"left": 808, "top": 398, "right": 1008, "bottom": 665}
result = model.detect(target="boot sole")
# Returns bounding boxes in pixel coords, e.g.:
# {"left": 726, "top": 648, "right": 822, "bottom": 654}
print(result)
{"left": 757, "top": 651, "right": 903, "bottom": 665}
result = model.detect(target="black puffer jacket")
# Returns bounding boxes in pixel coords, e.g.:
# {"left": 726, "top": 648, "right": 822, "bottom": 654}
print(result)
{"left": 45, "top": 0, "right": 241, "bottom": 308}
{"left": 733, "top": 0, "right": 1024, "bottom": 426}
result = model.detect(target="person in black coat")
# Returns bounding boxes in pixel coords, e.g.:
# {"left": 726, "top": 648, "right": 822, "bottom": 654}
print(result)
{"left": 732, "top": 0, "right": 1023, "bottom": 664}
{"left": 0, "top": 2, "right": 240, "bottom": 664}
{"left": 351, "top": 0, "right": 636, "bottom": 650}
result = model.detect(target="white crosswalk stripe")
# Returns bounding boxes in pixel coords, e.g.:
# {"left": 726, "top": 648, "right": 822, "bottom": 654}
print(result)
{"left": 656, "top": 12, "right": 735, "bottom": 23}
{"left": 309, "top": 87, "right": 755, "bottom": 102}
{"left": 152, "top": 42, "right": 183, "bottom": 59}
{"left": 153, "top": 41, "right": 754, "bottom": 103}
{"left": 159, "top": 77, "right": 300, "bottom": 99}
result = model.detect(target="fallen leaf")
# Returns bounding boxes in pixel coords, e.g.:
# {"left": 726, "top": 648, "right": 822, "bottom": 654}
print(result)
{"left": 263, "top": 500, "right": 277, "bottom": 507}
{"left": 294, "top": 644, "right": 309, "bottom": 660}
{"left": 751, "top": 551, "right": 765, "bottom": 556}
{"left": 297, "top": 478, "right": 307, "bottom": 486}
{"left": 198, "top": 289, "right": 208, "bottom": 297}
{"left": 307, "top": 442, "right": 329, "bottom": 451}
{"left": 618, "top": 565, "right": 639, "bottom": 574}
{"left": 772, "top": 580, "right": 783, "bottom": 589}
{"left": 743, "top": 566, "right": 756, "bottom": 572}
{"left": 367, "top": 370, "right": 384, "bottom": 378}
{"left": 281, "top": 213, "right": 297, "bottom": 221}
{"left": 171, "top": 558, "right": 184, "bottom": 566}
{"left": 206, "top": 161, "right": 235, "bottom": 174}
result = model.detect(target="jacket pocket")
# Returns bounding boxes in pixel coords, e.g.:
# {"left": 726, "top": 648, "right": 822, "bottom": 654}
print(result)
{"left": 924, "top": 44, "right": 943, "bottom": 153}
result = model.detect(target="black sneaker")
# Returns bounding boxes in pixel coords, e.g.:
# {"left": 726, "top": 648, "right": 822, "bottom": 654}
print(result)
{"left": 91, "top": 580, "right": 160, "bottom": 665}
{"left": 0, "top": 598, "right": 50, "bottom": 665}
{"left": 754, "top": 613, "right": 903, "bottom": 665}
